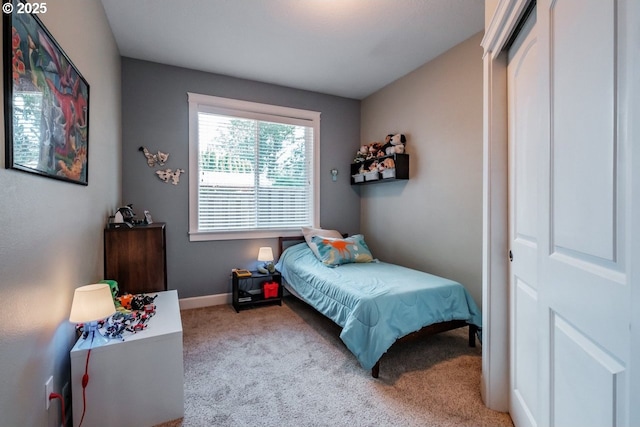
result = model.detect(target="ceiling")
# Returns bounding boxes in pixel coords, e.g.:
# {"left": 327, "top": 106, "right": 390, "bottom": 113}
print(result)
{"left": 100, "top": 0, "right": 485, "bottom": 100}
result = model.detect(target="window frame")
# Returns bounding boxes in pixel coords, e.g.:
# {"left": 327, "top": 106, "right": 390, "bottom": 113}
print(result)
{"left": 188, "top": 92, "right": 320, "bottom": 241}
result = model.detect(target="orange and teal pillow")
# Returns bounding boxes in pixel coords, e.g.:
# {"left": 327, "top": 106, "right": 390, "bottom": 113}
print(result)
{"left": 311, "top": 234, "right": 374, "bottom": 266}
{"left": 302, "top": 226, "right": 343, "bottom": 260}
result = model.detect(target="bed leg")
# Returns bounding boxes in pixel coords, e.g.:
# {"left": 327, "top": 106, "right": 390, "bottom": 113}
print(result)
{"left": 371, "top": 361, "right": 380, "bottom": 378}
{"left": 468, "top": 325, "right": 477, "bottom": 348}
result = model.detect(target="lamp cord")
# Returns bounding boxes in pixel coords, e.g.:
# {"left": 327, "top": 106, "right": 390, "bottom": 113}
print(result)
{"left": 78, "top": 333, "right": 94, "bottom": 427}
{"left": 48, "top": 392, "right": 66, "bottom": 427}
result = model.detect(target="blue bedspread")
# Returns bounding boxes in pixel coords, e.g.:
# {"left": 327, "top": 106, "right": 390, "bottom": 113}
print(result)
{"left": 275, "top": 243, "right": 482, "bottom": 370}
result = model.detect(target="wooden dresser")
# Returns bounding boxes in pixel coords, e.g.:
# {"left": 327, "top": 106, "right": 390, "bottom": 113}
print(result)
{"left": 104, "top": 223, "right": 167, "bottom": 294}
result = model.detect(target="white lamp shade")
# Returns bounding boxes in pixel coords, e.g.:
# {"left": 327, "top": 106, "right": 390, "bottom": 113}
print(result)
{"left": 257, "top": 247, "right": 274, "bottom": 262}
{"left": 69, "top": 284, "right": 117, "bottom": 323}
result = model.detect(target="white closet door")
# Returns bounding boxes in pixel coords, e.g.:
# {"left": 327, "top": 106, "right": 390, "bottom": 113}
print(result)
{"left": 535, "top": 0, "right": 630, "bottom": 425}
{"left": 507, "top": 8, "right": 539, "bottom": 427}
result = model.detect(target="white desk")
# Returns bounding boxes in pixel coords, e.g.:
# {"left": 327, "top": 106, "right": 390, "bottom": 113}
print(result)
{"left": 70, "top": 290, "right": 184, "bottom": 427}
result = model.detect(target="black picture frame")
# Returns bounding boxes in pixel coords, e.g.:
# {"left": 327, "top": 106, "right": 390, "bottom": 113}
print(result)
{"left": 3, "top": 0, "right": 90, "bottom": 185}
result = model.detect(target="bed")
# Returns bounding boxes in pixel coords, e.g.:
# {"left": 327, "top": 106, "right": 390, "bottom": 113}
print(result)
{"left": 275, "top": 234, "right": 482, "bottom": 378}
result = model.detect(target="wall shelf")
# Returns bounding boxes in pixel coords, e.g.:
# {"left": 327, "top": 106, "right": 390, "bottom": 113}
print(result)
{"left": 350, "top": 153, "right": 409, "bottom": 185}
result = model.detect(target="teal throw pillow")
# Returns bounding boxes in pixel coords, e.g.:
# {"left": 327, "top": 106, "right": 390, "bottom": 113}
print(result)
{"left": 311, "top": 234, "right": 374, "bottom": 266}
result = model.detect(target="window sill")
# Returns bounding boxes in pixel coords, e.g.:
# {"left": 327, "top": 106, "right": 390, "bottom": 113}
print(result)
{"left": 189, "top": 228, "right": 306, "bottom": 242}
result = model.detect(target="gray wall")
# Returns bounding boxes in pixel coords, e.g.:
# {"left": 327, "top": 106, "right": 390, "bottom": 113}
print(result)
{"left": 121, "top": 58, "right": 361, "bottom": 299}
{"left": 0, "top": 2, "right": 121, "bottom": 426}
{"left": 360, "top": 33, "right": 484, "bottom": 308}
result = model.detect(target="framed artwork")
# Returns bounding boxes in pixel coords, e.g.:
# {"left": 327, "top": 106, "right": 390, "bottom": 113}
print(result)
{"left": 3, "top": 0, "right": 90, "bottom": 185}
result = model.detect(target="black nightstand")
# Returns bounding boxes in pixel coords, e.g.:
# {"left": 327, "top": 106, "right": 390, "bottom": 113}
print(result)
{"left": 232, "top": 270, "right": 282, "bottom": 313}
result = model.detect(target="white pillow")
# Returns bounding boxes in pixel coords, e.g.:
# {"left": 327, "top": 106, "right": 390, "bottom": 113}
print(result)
{"left": 301, "top": 226, "right": 343, "bottom": 260}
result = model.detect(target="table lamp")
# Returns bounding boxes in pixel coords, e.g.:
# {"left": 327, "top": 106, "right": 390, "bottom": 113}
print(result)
{"left": 69, "top": 283, "right": 117, "bottom": 349}
{"left": 257, "top": 247, "right": 275, "bottom": 274}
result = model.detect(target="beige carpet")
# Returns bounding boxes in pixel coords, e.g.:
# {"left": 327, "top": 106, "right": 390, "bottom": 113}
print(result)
{"left": 157, "top": 296, "right": 513, "bottom": 427}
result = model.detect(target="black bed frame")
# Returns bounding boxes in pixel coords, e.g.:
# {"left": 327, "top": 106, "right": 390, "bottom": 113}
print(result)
{"left": 278, "top": 236, "right": 477, "bottom": 378}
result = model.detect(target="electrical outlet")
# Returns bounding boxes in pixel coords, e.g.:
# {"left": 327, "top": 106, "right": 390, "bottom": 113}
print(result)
{"left": 45, "top": 376, "right": 53, "bottom": 410}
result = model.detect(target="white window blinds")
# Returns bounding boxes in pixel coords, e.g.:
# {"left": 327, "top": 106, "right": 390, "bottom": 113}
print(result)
{"left": 188, "top": 93, "right": 319, "bottom": 241}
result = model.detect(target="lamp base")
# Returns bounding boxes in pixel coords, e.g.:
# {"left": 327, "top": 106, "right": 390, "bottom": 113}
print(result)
{"left": 258, "top": 262, "right": 275, "bottom": 274}
{"left": 76, "top": 321, "right": 110, "bottom": 349}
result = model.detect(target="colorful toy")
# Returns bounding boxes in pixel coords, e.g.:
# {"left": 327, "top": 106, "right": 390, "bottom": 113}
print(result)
{"left": 76, "top": 292, "right": 158, "bottom": 342}
{"left": 117, "top": 293, "right": 134, "bottom": 310}
{"left": 131, "top": 294, "right": 157, "bottom": 311}
{"left": 99, "top": 279, "right": 119, "bottom": 299}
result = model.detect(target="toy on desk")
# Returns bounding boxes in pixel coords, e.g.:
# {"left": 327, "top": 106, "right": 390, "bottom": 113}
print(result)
{"left": 126, "top": 311, "right": 151, "bottom": 333}
{"left": 104, "top": 312, "right": 129, "bottom": 341}
{"left": 75, "top": 290, "right": 159, "bottom": 341}
{"left": 99, "top": 279, "right": 119, "bottom": 298}
{"left": 131, "top": 294, "right": 157, "bottom": 311}
{"left": 101, "top": 301, "right": 157, "bottom": 339}
{"left": 117, "top": 294, "right": 134, "bottom": 310}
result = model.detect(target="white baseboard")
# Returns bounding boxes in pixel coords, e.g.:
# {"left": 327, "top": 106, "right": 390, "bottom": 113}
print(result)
{"left": 179, "top": 293, "right": 231, "bottom": 310}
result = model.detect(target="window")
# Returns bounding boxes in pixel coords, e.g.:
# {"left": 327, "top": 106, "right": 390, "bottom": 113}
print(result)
{"left": 188, "top": 93, "right": 319, "bottom": 241}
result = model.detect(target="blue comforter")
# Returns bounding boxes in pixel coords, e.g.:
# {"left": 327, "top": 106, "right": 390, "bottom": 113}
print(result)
{"left": 275, "top": 243, "right": 482, "bottom": 370}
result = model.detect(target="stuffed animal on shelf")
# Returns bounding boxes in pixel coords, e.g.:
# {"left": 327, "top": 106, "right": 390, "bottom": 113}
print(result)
{"left": 383, "top": 134, "right": 394, "bottom": 146}
{"left": 379, "top": 158, "right": 395, "bottom": 170}
{"left": 353, "top": 134, "right": 406, "bottom": 165}
{"left": 353, "top": 145, "right": 368, "bottom": 163}
{"left": 382, "top": 134, "right": 406, "bottom": 155}
{"left": 367, "top": 142, "right": 382, "bottom": 159}
{"left": 354, "top": 141, "right": 384, "bottom": 161}
{"left": 375, "top": 158, "right": 394, "bottom": 172}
